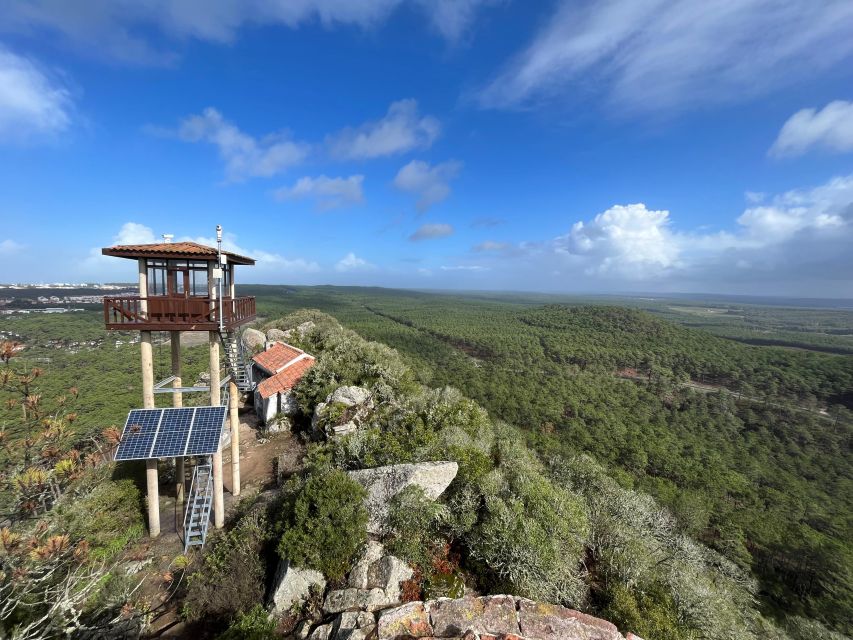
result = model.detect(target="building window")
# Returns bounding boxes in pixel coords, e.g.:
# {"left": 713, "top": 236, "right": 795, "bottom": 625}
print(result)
{"left": 146, "top": 261, "right": 167, "bottom": 296}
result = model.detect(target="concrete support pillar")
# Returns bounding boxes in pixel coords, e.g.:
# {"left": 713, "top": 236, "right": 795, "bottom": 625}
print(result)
{"left": 141, "top": 329, "right": 159, "bottom": 537}
{"left": 212, "top": 450, "right": 224, "bottom": 528}
{"left": 229, "top": 379, "right": 240, "bottom": 497}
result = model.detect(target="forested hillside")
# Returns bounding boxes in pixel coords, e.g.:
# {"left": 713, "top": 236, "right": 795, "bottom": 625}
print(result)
{"left": 247, "top": 286, "right": 853, "bottom": 634}
{"left": 2, "top": 287, "right": 851, "bottom": 635}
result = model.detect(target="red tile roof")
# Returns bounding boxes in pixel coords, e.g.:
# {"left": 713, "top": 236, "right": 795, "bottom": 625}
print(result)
{"left": 252, "top": 342, "right": 305, "bottom": 375}
{"left": 101, "top": 241, "right": 255, "bottom": 265}
{"left": 256, "top": 357, "right": 315, "bottom": 399}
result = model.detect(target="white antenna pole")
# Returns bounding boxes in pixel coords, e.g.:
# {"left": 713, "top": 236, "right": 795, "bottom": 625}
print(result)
{"left": 216, "top": 225, "right": 224, "bottom": 332}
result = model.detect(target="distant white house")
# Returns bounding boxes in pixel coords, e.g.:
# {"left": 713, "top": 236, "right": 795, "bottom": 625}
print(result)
{"left": 252, "top": 342, "right": 315, "bottom": 424}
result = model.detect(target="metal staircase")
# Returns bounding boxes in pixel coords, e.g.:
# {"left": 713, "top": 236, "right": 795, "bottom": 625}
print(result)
{"left": 183, "top": 461, "right": 213, "bottom": 552}
{"left": 218, "top": 329, "right": 253, "bottom": 392}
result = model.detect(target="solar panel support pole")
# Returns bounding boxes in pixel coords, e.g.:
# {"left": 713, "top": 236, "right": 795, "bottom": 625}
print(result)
{"left": 229, "top": 379, "right": 240, "bottom": 496}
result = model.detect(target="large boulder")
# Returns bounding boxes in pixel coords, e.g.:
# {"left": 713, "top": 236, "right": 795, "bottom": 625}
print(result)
{"left": 269, "top": 559, "right": 326, "bottom": 616}
{"left": 242, "top": 327, "right": 266, "bottom": 351}
{"left": 312, "top": 386, "right": 374, "bottom": 438}
{"left": 516, "top": 598, "right": 623, "bottom": 640}
{"left": 266, "top": 328, "right": 290, "bottom": 343}
{"left": 348, "top": 462, "right": 458, "bottom": 534}
{"left": 430, "top": 595, "right": 518, "bottom": 638}
{"left": 324, "top": 543, "right": 413, "bottom": 615}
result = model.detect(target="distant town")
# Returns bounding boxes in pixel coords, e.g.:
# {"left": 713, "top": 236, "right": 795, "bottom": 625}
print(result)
{"left": 0, "top": 283, "right": 136, "bottom": 314}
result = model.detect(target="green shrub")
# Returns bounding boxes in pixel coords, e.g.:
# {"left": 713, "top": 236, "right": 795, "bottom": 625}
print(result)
{"left": 184, "top": 510, "right": 270, "bottom": 624}
{"left": 600, "top": 582, "right": 688, "bottom": 640}
{"left": 55, "top": 477, "right": 144, "bottom": 560}
{"left": 218, "top": 605, "right": 277, "bottom": 640}
{"left": 386, "top": 485, "right": 448, "bottom": 570}
{"left": 277, "top": 469, "right": 368, "bottom": 581}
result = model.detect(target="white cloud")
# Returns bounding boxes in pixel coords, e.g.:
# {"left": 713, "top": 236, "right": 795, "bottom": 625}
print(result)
{"left": 0, "top": 239, "right": 25, "bottom": 254}
{"left": 409, "top": 223, "right": 454, "bottom": 241}
{"left": 335, "top": 252, "right": 375, "bottom": 272}
{"left": 556, "top": 203, "right": 681, "bottom": 278}
{"left": 415, "top": 0, "right": 502, "bottom": 42}
{"left": 82, "top": 221, "right": 320, "bottom": 279}
{"left": 473, "top": 240, "right": 508, "bottom": 252}
{"left": 171, "top": 107, "right": 309, "bottom": 181}
{"left": 274, "top": 175, "right": 364, "bottom": 211}
{"left": 327, "top": 99, "right": 439, "bottom": 160}
{"left": 440, "top": 264, "right": 489, "bottom": 271}
{"left": 0, "top": 46, "right": 72, "bottom": 142}
{"left": 769, "top": 100, "right": 853, "bottom": 157}
{"left": 394, "top": 159, "right": 462, "bottom": 211}
{"left": 1, "top": 1, "right": 496, "bottom": 64}
{"left": 479, "top": 0, "right": 853, "bottom": 113}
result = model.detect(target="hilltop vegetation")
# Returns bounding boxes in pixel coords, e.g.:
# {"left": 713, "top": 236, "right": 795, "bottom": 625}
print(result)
{"left": 249, "top": 288, "right": 853, "bottom": 633}
{"left": 1, "top": 286, "right": 851, "bottom": 638}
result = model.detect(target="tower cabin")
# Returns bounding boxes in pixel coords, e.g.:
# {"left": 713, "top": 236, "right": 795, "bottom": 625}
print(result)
{"left": 101, "top": 233, "right": 256, "bottom": 543}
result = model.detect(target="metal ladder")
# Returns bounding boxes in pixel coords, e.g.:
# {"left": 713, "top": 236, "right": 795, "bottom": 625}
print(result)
{"left": 183, "top": 460, "right": 213, "bottom": 552}
{"left": 218, "top": 329, "right": 253, "bottom": 392}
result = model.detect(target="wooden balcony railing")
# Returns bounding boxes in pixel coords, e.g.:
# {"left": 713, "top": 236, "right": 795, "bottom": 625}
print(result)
{"left": 103, "top": 296, "right": 256, "bottom": 331}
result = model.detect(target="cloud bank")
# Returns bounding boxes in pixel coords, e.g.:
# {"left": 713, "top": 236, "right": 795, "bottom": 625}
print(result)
{"left": 274, "top": 175, "right": 365, "bottom": 211}
{"left": 479, "top": 0, "right": 853, "bottom": 113}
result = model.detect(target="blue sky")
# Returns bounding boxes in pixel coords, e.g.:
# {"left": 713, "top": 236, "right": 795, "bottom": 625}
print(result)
{"left": 2, "top": 1, "right": 853, "bottom": 296}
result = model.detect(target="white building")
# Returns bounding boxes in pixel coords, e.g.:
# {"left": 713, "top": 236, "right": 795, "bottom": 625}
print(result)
{"left": 252, "top": 342, "right": 315, "bottom": 424}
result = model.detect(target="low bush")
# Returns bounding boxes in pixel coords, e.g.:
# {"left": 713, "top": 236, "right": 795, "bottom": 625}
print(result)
{"left": 55, "top": 477, "right": 144, "bottom": 560}
{"left": 277, "top": 469, "right": 368, "bottom": 581}
{"left": 183, "top": 510, "right": 270, "bottom": 624}
{"left": 218, "top": 605, "right": 278, "bottom": 640}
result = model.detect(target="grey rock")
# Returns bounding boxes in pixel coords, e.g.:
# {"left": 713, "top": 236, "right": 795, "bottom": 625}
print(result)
{"left": 266, "top": 328, "right": 289, "bottom": 342}
{"left": 308, "top": 623, "right": 334, "bottom": 640}
{"left": 348, "top": 541, "right": 385, "bottom": 589}
{"left": 516, "top": 598, "right": 623, "bottom": 640}
{"left": 429, "top": 595, "right": 517, "bottom": 638}
{"left": 324, "top": 588, "right": 394, "bottom": 614}
{"left": 312, "top": 386, "right": 373, "bottom": 438}
{"left": 368, "top": 555, "right": 414, "bottom": 602}
{"left": 269, "top": 560, "right": 326, "bottom": 616}
{"left": 377, "top": 602, "right": 433, "bottom": 639}
{"left": 242, "top": 327, "right": 266, "bottom": 351}
{"left": 348, "top": 462, "right": 458, "bottom": 534}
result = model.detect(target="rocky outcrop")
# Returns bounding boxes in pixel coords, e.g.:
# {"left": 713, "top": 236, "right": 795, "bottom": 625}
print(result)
{"left": 269, "top": 560, "right": 326, "bottom": 616}
{"left": 266, "top": 328, "right": 290, "bottom": 343}
{"left": 242, "top": 327, "right": 266, "bottom": 351}
{"left": 274, "top": 321, "right": 317, "bottom": 343}
{"left": 375, "top": 595, "right": 626, "bottom": 640}
{"left": 348, "top": 462, "right": 458, "bottom": 534}
{"left": 312, "top": 386, "right": 374, "bottom": 438}
{"left": 304, "top": 591, "right": 636, "bottom": 640}
{"left": 323, "top": 542, "right": 413, "bottom": 615}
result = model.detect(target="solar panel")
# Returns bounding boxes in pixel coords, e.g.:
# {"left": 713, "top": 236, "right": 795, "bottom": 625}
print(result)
{"left": 185, "top": 406, "right": 227, "bottom": 456}
{"left": 114, "top": 405, "right": 226, "bottom": 461}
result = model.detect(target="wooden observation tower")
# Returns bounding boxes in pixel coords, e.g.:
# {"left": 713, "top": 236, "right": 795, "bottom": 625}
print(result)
{"left": 101, "top": 227, "right": 256, "bottom": 543}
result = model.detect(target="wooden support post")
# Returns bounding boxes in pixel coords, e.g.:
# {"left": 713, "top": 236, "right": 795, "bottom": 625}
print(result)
{"left": 141, "top": 328, "right": 159, "bottom": 537}
{"left": 146, "top": 459, "right": 160, "bottom": 537}
{"left": 229, "top": 379, "right": 240, "bottom": 496}
{"left": 171, "top": 331, "right": 182, "bottom": 408}
{"left": 172, "top": 331, "right": 184, "bottom": 506}
{"left": 212, "top": 450, "right": 224, "bottom": 528}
